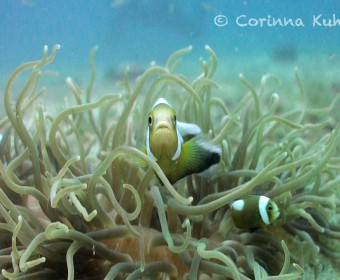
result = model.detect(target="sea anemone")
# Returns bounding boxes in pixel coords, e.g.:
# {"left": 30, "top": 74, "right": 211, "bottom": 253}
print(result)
{"left": 0, "top": 45, "right": 339, "bottom": 280}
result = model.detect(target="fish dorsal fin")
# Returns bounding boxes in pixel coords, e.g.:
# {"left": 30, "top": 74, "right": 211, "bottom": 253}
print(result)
{"left": 177, "top": 121, "right": 201, "bottom": 138}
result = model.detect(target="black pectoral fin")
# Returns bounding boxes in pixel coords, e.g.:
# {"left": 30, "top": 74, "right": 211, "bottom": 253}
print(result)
{"left": 178, "top": 138, "right": 221, "bottom": 179}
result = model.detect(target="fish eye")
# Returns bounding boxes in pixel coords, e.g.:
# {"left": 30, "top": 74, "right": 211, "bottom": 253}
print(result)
{"left": 267, "top": 205, "right": 273, "bottom": 211}
{"left": 148, "top": 115, "right": 152, "bottom": 125}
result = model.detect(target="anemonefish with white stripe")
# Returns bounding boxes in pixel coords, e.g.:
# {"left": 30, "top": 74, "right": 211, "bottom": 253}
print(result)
{"left": 230, "top": 195, "right": 280, "bottom": 229}
{"left": 146, "top": 98, "right": 221, "bottom": 184}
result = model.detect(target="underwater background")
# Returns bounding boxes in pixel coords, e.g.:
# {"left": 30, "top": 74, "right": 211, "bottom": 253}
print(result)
{"left": 0, "top": 0, "right": 339, "bottom": 280}
{"left": 1, "top": 0, "right": 340, "bottom": 93}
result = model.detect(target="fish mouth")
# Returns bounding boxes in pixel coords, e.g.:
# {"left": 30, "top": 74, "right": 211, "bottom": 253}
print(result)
{"left": 154, "top": 121, "right": 172, "bottom": 131}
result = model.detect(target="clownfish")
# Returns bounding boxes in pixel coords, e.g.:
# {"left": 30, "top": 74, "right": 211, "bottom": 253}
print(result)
{"left": 146, "top": 98, "right": 221, "bottom": 184}
{"left": 230, "top": 195, "right": 280, "bottom": 229}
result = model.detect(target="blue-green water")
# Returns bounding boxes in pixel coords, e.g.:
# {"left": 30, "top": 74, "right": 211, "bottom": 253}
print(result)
{"left": 0, "top": 0, "right": 339, "bottom": 75}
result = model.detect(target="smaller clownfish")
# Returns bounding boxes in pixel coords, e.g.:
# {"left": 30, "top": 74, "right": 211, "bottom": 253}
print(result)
{"left": 230, "top": 195, "right": 280, "bottom": 229}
